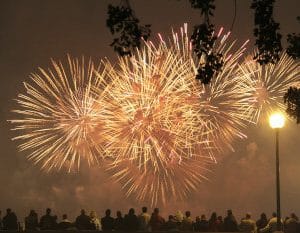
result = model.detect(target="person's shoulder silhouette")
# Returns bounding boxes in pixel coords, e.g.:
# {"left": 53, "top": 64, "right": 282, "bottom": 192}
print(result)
{"left": 3, "top": 208, "right": 18, "bottom": 230}
{"left": 75, "top": 209, "right": 92, "bottom": 230}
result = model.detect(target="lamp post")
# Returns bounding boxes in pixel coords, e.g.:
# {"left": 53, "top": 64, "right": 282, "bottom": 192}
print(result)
{"left": 269, "top": 112, "right": 285, "bottom": 232}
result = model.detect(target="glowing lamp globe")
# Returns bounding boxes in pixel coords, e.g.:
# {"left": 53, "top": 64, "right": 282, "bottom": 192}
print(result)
{"left": 269, "top": 113, "right": 285, "bottom": 129}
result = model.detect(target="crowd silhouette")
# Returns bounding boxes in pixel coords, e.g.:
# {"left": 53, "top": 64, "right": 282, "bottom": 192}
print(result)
{"left": 0, "top": 207, "right": 299, "bottom": 233}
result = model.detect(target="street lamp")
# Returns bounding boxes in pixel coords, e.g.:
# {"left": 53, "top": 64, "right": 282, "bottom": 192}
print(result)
{"left": 269, "top": 112, "right": 285, "bottom": 231}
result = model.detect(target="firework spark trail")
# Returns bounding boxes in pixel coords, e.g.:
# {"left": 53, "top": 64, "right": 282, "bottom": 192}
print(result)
{"left": 106, "top": 151, "right": 214, "bottom": 206}
{"left": 10, "top": 55, "right": 111, "bottom": 172}
{"left": 92, "top": 40, "right": 217, "bottom": 205}
{"left": 150, "top": 24, "right": 253, "bottom": 151}
{"left": 239, "top": 52, "right": 300, "bottom": 123}
{"left": 96, "top": 45, "right": 215, "bottom": 170}
{"left": 99, "top": 24, "right": 256, "bottom": 205}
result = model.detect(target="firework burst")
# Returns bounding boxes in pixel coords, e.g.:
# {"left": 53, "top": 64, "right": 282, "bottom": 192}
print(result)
{"left": 101, "top": 25, "right": 254, "bottom": 205}
{"left": 97, "top": 45, "right": 215, "bottom": 170}
{"left": 239, "top": 52, "right": 300, "bottom": 123}
{"left": 153, "top": 24, "right": 254, "bottom": 150}
{"left": 10, "top": 55, "right": 110, "bottom": 171}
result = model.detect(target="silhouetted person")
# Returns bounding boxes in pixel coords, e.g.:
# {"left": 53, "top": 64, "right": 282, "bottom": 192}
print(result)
{"left": 223, "top": 209, "right": 238, "bottom": 232}
{"left": 124, "top": 208, "right": 139, "bottom": 231}
{"left": 284, "top": 213, "right": 299, "bottom": 233}
{"left": 217, "top": 216, "right": 224, "bottom": 231}
{"left": 39, "top": 208, "right": 57, "bottom": 230}
{"left": 101, "top": 209, "right": 114, "bottom": 231}
{"left": 25, "top": 210, "right": 39, "bottom": 231}
{"left": 260, "top": 212, "right": 283, "bottom": 233}
{"left": 194, "top": 215, "right": 209, "bottom": 232}
{"left": 138, "top": 206, "right": 151, "bottom": 231}
{"left": 208, "top": 212, "right": 221, "bottom": 232}
{"left": 256, "top": 213, "right": 268, "bottom": 232}
{"left": 181, "top": 211, "right": 193, "bottom": 231}
{"left": 149, "top": 208, "right": 165, "bottom": 231}
{"left": 164, "top": 215, "right": 179, "bottom": 231}
{"left": 3, "top": 208, "right": 18, "bottom": 230}
{"left": 239, "top": 213, "right": 256, "bottom": 233}
{"left": 114, "top": 211, "right": 124, "bottom": 231}
{"left": 89, "top": 211, "right": 101, "bottom": 230}
{"left": 57, "top": 214, "right": 73, "bottom": 230}
{"left": 75, "top": 209, "right": 92, "bottom": 230}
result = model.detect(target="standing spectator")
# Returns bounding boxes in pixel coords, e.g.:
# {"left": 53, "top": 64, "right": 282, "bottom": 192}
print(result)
{"left": 90, "top": 211, "right": 101, "bottom": 230}
{"left": 25, "top": 210, "right": 39, "bottom": 230}
{"left": 181, "top": 211, "right": 193, "bottom": 231}
{"left": 149, "top": 208, "right": 165, "bottom": 231}
{"left": 124, "top": 208, "right": 139, "bottom": 231}
{"left": 114, "top": 211, "right": 124, "bottom": 231}
{"left": 39, "top": 208, "right": 56, "bottom": 230}
{"left": 239, "top": 213, "right": 257, "bottom": 233}
{"left": 138, "top": 206, "right": 151, "bottom": 231}
{"left": 57, "top": 214, "right": 73, "bottom": 230}
{"left": 101, "top": 209, "right": 114, "bottom": 231}
{"left": 256, "top": 213, "right": 268, "bottom": 232}
{"left": 284, "top": 213, "right": 299, "bottom": 233}
{"left": 194, "top": 215, "right": 209, "bottom": 232}
{"left": 260, "top": 212, "right": 283, "bottom": 233}
{"left": 3, "top": 208, "right": 18, "bottom": 231}
{"left": 164, "top": 215, "right": 179, "bottom": 231}
{"left": 174, "top": 210, "right": 184, "bottom": 227}
{"left": 208, "top": 212, "right": 220, "bottom": 232}
{"left": 223, "top": 209, "right": 238, "bottom": 232}
{"left": 40, "top": 208, "right": 57, "bottom": 230}
{"left": 75, "top": 209, "right": 92, "bottom": 230}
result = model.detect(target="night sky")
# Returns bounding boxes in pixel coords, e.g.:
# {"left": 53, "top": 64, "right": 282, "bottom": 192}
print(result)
{"left": 0, "top": 0, "right": 300, "bottom": 221}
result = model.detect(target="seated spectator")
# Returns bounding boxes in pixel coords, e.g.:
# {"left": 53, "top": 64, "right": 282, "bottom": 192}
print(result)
{"left": 284, "top": 213, "right": 299, "bottom": 233}
{"left": 124, "top": 208, "right": 139, "bottom": 231}
{"left": 150, "top": 208, "right": 165, "bottom": 231}
{"left": 101, "top": 209, "right": 114, "bottom": 231}
{"left": 208, "top": 212, "right": 221, "bottom": 232}
{"left": 138, "top": 206, "right": 151, "bottom": 231}
{"left": 239, "top": 213, "right": 257, "bottom": 233}
{"left": 39, "top": 208, "right": 57, "bottom": 230}
{"left": 114, "top": 211, "right": 124, "bottom": 231}
{"left": 164, "top": 215, "right": 179, "bottom": 231}
{"left": 260, "top": 212, "right": 283, "bottom": 233}
{"left": 224, "top": 209, "right": 238, "bottom": 232}
{"left": 256, "top": 213, "right": 268, "bottom": 232}
{"left": 174, "top": 210, "right": 184, "bottom": 226}
{"left": 75, "top": 209, "right": 92, "bottom": 230}
{"left": 3, "top": 208, "right": 18, "bottom": 231}
{"left": 25, "top": 210, "right": 39, "bottom": 231}
{"left": 57, "top": 214, "right": 73, "bottom": 230}
{"left": 90, "top": 211, "right": 101, "bottom": 230}
{"left": 181, "top": 211, "right": 193, "bottom": 231}
{"left": 194, "top": 215, "right": 209, "bottom": 232}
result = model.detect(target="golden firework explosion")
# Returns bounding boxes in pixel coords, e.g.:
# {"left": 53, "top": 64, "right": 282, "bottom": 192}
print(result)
{"left": 239, "top": 51, "right": 300, "bottom": 123}
{"left": 10, "top": 55, "right": 111, "bottom": 172}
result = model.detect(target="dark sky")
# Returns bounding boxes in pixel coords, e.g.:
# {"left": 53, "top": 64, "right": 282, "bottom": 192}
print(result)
{"left": 0, "top": 0, "right": 300, "bottom": 222}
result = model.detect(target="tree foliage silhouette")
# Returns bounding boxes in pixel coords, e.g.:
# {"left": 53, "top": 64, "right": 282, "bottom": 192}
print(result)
{"left": 106, "top": 1, "right": 151, "bottom": 56}
{"left": 251, "top": 0, "right": 282, "bottom": 64}
{"left": 284, "top": 16, "right": 300, "bottom": 124}
{"left": 286, "top": 16, "right": 300, "bottom": 59}
{"left": 190, "top": 0, "right": 224, "bottom": 84}
{"left": 284, "top": 87, "right": 300, "bottom": 124}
